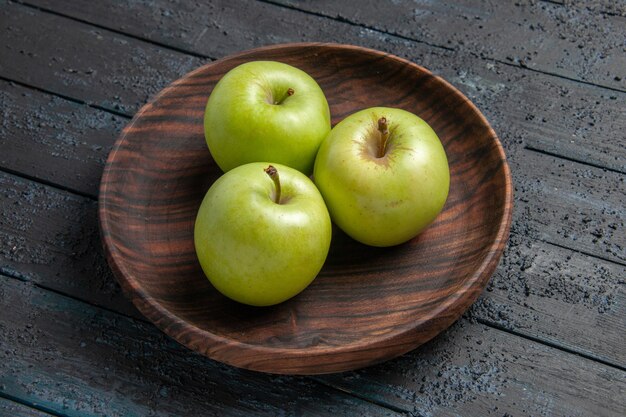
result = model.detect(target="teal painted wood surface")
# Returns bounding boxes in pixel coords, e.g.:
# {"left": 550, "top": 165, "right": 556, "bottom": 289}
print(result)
{"left": 0, "top": 397, "right": 56, "bottom": 417}
{"left": 1, "top": 276, "right": 625, "bottom": 416}
{"left": 0, "top": 276, "right": 401, "bottom": 417}
{"left": 0, "top": 0, "right": 624, "bottom": 414}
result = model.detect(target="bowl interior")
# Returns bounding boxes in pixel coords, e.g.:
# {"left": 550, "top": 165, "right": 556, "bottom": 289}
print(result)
{"left": 100, "top": 44, "right": 511, "bottom": 373}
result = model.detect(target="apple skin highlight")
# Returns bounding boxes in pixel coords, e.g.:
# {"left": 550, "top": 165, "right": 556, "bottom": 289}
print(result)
{"left": 204, "top": 61, "right": 331, "bottom": 175}
{"left": 314, "top": 107, "right": 450, "bottom": 247}
{"left": 194, "top": 162, "right": 332, "bottom": 306}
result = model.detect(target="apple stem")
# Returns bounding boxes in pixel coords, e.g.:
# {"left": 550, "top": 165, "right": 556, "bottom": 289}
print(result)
{"left": 377, "top": 117, "right": 389, "bottom": 158}
{"left": 264, "top": 165, "right": 282, "bottom": 204}
{"left": 274, "top": 88, "right": 295, "bottom": 105}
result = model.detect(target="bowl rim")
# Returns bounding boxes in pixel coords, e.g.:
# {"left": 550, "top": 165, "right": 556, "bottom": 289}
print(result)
{"left": 98, "top": 42, "right": 513, "bottom": 373}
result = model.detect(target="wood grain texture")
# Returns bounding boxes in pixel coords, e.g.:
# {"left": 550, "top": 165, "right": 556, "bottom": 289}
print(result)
{"left": 2, "top": 156, "right": 624, "bottom": 368}
{"left": 1, "top": 1, "right": 624, "bottom": 365}
{"left": 0, "top": 397, "right": 54, "bottom": 417}
{"left": 0, "top": 171, "right": 139, "bottom": 319}
{"left": 2, "top": 275, "right": 624, "bottom": 417}
{"left": 0, "top": 276, "right": 401, "bottom": 417}
{"left": 0, "top": 80, "right": 123, "bottom": 197}
{"left": 270, "top": 0, "right": 626, "bottom": 91}
{"left": 0, "top": 0, "right": 204, "bottom": 116}
{"left": 0, "top": 1, "right": 623, "bottom": 261}
{"left": 24, "top": 0, "right": 626, "bottom": 93}
{"left": 99, "top": 43, "right": 513, "bottom": 374}
{"left": 510, "top": 150, "right": 625, "bottom": 265}
{"left": 0, "top": 0, "right": 623, "bottom": 414}
{"left": 451, "top": 68, "right": 626, "bottom": 175}
{"left": 8, "top": 0, "right": 624, "bottom": 175}
{"left": 552, "top": 0, "right": 626, "bottom": 16}
{"left": 471, "top": 234, "right": 626, "bottom": 367}
{"left": 316, "top": 318, "right": 626, "bottom": 416}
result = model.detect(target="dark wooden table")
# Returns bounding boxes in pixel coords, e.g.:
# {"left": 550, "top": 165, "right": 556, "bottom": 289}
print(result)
{"left": 1, "top": 1, "right": 624, "bottom": 416}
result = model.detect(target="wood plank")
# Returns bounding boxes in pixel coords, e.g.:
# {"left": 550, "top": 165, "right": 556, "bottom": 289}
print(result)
{"left": 0, "top": 80, "right": 124, "bottom": 197}
{"left": 0, "top": 0, "right": 205, "bottom": 116}
{"left": 445, "top": 61, "right": 626, "bottom": 174}
{"left": 1, "top": 57, "right": 621, "bottom": 204}
{"left": 267, "top": 0, "right": 626, "bottom": 91}
{"left": 316, "top": 318, "right": 626, "bottom": 416}
{"left": 553, "top": 0, "right": 626, "bottom": 17}
{"left": 0, "top": 277, "right": 402, "bottom": 417}
{"left": 0, "top": 143, "right": 624, "bottom": 366}
{"left": 4, "top": 0, "right": 624, "bottom": 175}
{"left": 0, "top": 0, "right": 621, "bottom": 413}
{"left": 471, "top": 234, "right": 626, "bottom": 366}
{"left": 510, "top": 149, "right": 625, "bottom": 265}
{"left": 0, "top": 397, "right": 55, "bottom": 417}
{"left": 19, "top": 0, "right": 398, "bottom": 59}
{"left": 0, "top": 0, "right": 623, "bottom": 369}
{"left": 2, "top": 275, "right": 624, "bottom": 416}
{"left": 0, "top": 0, "right": 623, "bottom": 360}
{"left": 0, "top": 171, "right": 139, "bottom": 319}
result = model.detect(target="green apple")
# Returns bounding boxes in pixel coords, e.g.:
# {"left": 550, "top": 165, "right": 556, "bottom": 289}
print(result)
{"left": 204, "top": 61, "right": 331, "bottom": 174}
{"left": 314, "top": 107, "right": 449, "bottom": 247}
{"left": 194, "top": 162, "right": 332, "bottom": 306}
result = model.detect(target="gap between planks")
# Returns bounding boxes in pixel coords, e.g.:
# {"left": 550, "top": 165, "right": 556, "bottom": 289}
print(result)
{"left": 15, "top": 0, "right": 626, "bottom": 95}
{"left": 525, "top": 145, "right": 626, "bottom": 176}
{"left": 0, "top": 164, "right": 97, "bottom": 200}
{"left": 0, "top": 271, "right": 410, "bottom": 416}
{"left": 0, "top": 190, "right": 624, "bottom": 374}
{"left": 310, "top": 377, "right": 415, "bottom": 416}
{"left": 0, "top": 70, "right": 622, "bottom": 187}
{"left": 473, "top": 317, "right": 626, "bottom": 372}
{"left": 0, "top": 266, "right": 620, "bottom": 415}
{"left": 0, "top": 392, "right": 64, "bottom": 417}
{"left": 540, "top": 239, "right": 626, "bottom": 269}
{"left": 1, "top": 1, "right": 624, "bottom": 374}
{"left": 0, "top": 75, "right": 133, "bottom": 119}
{"left": 0, "top": 267, "right": 141, "bottom": 327}
{"left": 256, "top": 0, "right": 626, "bottom": 94}
{"left": 14, "top": 0, "right": 211, "bottom": 61}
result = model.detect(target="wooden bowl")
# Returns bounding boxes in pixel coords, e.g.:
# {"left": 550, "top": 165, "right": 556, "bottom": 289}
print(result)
{"left": 99, "top": 43, "right": 513, "bottom": 374}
